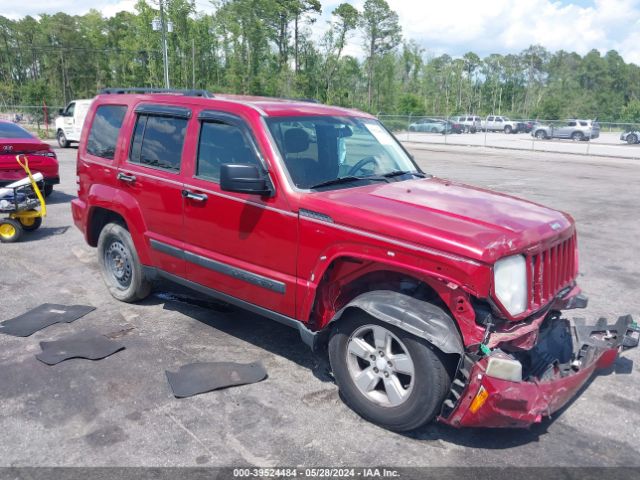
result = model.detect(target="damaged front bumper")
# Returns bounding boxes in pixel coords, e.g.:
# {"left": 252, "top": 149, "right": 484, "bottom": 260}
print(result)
{"left": 438, "top": 314, "right": 639, "bottom": 428}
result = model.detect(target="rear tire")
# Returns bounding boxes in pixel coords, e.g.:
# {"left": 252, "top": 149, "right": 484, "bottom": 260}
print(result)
{"left": 328, "top": 312, "right": 452, "bottom": 432}
{"left": 571, "top": 131, "right": 584, "bottom": 141}
{"left": 504, "top": 125, "right": 512, "bottom": 134}
{"left": 43, "top": 184, "right": 53, "bottom": 197}
{"left": 0, "top": 218, "right": 23, "bottom": 243}
{"left": 18, "top": 211, "right": 42, "bottom": 231}
{"left": 627, "top": 133, "right": 638, "bottom": 145}
{"left": 97, "top": 222, "right": 151, "bottom": 303}
{"left": 57, "top": 130, "right": 70, "bottom": 148}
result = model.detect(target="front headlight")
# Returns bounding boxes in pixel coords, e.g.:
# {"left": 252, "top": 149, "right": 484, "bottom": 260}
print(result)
{"left": 494, "top": 254, "right": 527, "bottom": 316}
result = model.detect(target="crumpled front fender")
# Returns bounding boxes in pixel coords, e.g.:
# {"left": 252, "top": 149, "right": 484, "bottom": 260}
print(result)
{"left": 331, "top": 290, "right": 465, "bottom": 355}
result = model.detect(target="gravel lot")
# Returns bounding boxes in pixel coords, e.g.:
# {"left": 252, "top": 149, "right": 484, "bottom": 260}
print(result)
{"left": 0, "top": 143, "right": 638, "bottom": 468}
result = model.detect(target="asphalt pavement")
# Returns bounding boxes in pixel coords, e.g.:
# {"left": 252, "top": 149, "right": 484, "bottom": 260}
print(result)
{"left": 0, "top": 143, "right": 638, "bottom": 468}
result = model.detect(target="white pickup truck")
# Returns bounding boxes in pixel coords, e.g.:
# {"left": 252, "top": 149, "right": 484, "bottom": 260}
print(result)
{"left": 481, "top": 115, "right": 523, "bottom": 134}
{"left": 55, "top": 99, "right": 93, "bottom": 148}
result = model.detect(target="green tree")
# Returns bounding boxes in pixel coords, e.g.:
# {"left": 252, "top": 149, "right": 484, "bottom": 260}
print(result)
{"left": 360, "top": 0, "right": 401, "bottom": 110}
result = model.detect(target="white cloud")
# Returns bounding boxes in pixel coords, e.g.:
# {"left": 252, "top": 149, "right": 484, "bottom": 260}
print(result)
{"left": 387, "top": 0, "right": 640, "bottom": 63}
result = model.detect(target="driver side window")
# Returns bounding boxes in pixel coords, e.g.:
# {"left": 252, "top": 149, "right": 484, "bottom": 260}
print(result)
{"left": 66, "top": 103, "right": 75, "bottom": 117}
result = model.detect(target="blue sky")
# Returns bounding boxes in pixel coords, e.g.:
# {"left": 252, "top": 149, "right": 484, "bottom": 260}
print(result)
{"left": 3, "top": 0, "right": 639, "bottom": 65}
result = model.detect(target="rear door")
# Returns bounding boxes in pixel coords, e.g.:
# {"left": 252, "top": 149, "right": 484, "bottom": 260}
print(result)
{"left": 486, "top": 116, "right": 494, "bottom": 130}
{"left": 558, "top": 121, "right": 576, "bottom": 138}
{"left": 117, "top": 103, "right": 190, "bottom": 277}
{"left": 182, "top": 109, "right": 298, "bottom": 317}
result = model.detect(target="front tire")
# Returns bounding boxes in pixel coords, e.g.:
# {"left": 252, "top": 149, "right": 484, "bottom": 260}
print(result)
{"left": 627, "top": 133, "right": 638, "bottom": 145}
{"left": 504, "top": 125, "right": 512, "bottom": 134}
{"left": 57, "top": 130, "right": 70, "bottom": 148}
{"left": 535, "top": 130, "right": 547, "bottom": 139}
{"left": 97, "top": 222, "right": 151, "bottom": 303}
{"left": 328, "top": 313, "right": 452, "bottom": 432}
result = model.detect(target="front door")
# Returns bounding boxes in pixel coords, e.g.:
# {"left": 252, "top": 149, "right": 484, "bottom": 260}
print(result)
{"left": 182, "top": 111, "right": 297, "bottom": 318}
{"left": 117, "top": 104, "right": 191, "bottom": 277}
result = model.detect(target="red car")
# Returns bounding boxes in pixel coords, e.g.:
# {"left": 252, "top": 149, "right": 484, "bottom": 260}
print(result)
{"left": 72, "top": 89, "right": 638, "bottom": 431}
{"left": 0, "top": 120, "right": 59, "bottom": 196}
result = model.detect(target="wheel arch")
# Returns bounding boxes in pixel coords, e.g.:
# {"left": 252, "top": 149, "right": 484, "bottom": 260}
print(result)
{"left": 304, "top": 254, "right": 483, "bottom": 355}
{"left": 330, "top": 290, "right": 465, "bottom": 356}
{"left": 87, "top": 206, "right": 127, "bottom": 246}
{"left": 85, "top": 186, "right": 151, "bottom": 265}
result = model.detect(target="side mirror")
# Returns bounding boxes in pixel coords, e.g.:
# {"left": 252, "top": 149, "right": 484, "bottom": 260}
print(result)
{"left": 220, "top": 164, "right": 271, "bottom": 195}
{"left": 58, "top": 108, "right": 64, "bottom": 116}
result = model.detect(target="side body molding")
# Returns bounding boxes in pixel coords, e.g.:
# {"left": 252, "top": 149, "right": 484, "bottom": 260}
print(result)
{"left": 331, "top": 290, "right": 464, "bottom": 355}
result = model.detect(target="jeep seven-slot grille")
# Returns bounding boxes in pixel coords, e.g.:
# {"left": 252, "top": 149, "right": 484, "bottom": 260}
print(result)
{"left": 528, "top": 234, "right": 577, "bottom": 310}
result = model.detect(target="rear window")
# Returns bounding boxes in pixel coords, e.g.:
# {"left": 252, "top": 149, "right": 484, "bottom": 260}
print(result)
{"left": 86, "top": 105, "right": 127, "bottom": 159}
{"left": 130, "top": 114, "right": 187, "bottom": 172}
{"left": 0, "top": 122, "right": 33, "bottom": 139}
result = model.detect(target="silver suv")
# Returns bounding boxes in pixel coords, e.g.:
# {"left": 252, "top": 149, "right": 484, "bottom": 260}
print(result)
{"left": 620, "top": 130, "right": 640, "bottom": 144}
{"left": 532, "top": 119, "right": 600, "bottom": 141}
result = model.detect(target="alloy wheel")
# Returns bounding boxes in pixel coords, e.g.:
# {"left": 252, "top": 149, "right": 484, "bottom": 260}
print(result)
{"left": 345, "top": 324, "right": 415, "bottom": 407}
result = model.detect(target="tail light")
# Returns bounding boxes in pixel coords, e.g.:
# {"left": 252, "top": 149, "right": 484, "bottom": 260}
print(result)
{"left": 37, "top": 150, "right": 57, "bottom": 158}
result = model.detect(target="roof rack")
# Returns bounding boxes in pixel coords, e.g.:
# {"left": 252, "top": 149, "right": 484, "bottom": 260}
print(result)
{"left": 99, "top": 87, "right": 214, "bottom": 98}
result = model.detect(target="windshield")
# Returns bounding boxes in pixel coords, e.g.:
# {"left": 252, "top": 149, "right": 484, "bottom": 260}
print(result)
{"left": 266, "top": 116, "right": 420, "bottom": 190}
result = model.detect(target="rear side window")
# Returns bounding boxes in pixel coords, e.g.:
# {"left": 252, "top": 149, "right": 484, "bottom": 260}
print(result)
{"left": 129, "top": 114, "right": 187, "bottom": 172}
{"left": 0, "top": 122, "right": 33, "bottom": 139}
{"left": 487, "top": 116, "right": 494, "bottom": 121}
{"left": 86, "top": 105, "right": 127, "bottom": 159}
{"left": 197, "top": 121, "right": 260, "bottom": 182}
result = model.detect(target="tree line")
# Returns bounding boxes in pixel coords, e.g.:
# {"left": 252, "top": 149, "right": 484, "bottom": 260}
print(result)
{"left": 1, "top": 0, "right": 640, "bottom": 122}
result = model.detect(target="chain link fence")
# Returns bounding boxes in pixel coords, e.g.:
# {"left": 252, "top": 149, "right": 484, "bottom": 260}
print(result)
{"left": 379, "top": 115, "right": 640, "bottom": 159}
{"left": 0, "top": 105, "right": 63, "bottom": 139}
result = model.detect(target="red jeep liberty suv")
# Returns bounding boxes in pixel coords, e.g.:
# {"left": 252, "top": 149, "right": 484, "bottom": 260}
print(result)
{"left": 72, "top": 88, "right": 638, "bottom": 432}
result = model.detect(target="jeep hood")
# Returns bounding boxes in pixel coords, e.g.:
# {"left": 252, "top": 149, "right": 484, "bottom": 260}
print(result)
{"left": 301, "top": 177, "right": 574, "bottom": 264}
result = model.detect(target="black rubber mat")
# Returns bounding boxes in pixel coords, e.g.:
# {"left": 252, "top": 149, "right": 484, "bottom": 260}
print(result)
{"left": 166, "top": 361, "right": 267, "bottom": 398}
{"left": 36, "top": 334, "right": 125, "bottom": 365}
{"left": 0, "top": 304, "right": 95, "bottom": 337}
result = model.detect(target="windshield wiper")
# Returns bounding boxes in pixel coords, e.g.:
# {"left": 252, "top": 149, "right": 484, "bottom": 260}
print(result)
{"left": 309, "top": 175, "right": 388, "bottom": 190}
{"left": 382, "top": 170, "right": 426, "bottom": 179}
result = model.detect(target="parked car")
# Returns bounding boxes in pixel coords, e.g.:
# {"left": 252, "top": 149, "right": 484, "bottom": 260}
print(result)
{"left": 72, "top": 88, "right": 638, "bottom": 432}
{"left": 445, "top": 120, "right": 464, "bottom": 134}
{"left": 532, "top": 119, "right": 600, "bottom": 141}
{"left": 408, "top": 117, "right": 446, "bottom": 133}
{"left": 55, "top": 98, "right": 93, "bottom": 148}
{"left": 451, "top": 115, "right": 481, "bottom": 133}
{"left": 620, "top": 130, "right": 640, "bottom": 144}
{"left": 481, "top": 115, "right": 524, "bottom": 133}
{"left": 0, "top": 120, "right": 59, "bottom": 196}
{"left": 520, "top": 120, "right": 538, "bottom": 133}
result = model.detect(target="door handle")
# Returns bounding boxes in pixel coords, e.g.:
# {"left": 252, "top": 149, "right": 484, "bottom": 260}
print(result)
{"left": 182, "top": 190, "right": 208, "bottom": 202}
{"left": 117, "top": 172, "right": 136, "bottom": 183}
